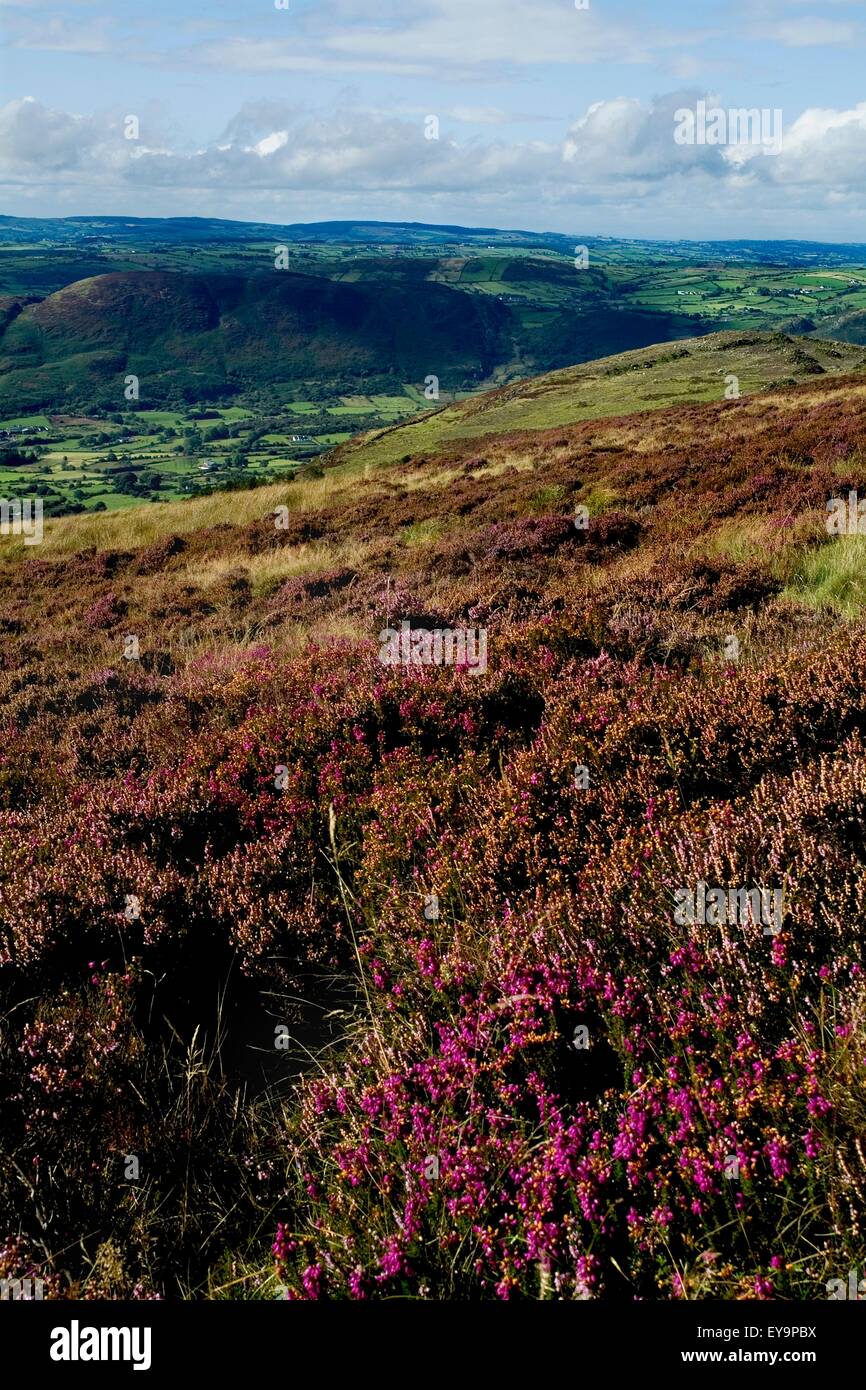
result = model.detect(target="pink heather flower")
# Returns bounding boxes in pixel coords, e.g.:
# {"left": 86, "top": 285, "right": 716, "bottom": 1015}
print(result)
{"left": 766, "top": 1139, "right": 790, "bottom": 1180}
{"left": 771, "top": 936, "right": 788, "bottom": 966}
{"left": 417, "top": 938, "right": 439, "bottom": 980}
{"left": 272, "top": 1223, "right": 296, "bottom": 1263}
{"left": 377, "top": 1239, "right": 407, "bottom": 1282}
{"left": 803, "top": 1131, "right": 821, "bottom": 1158}
{"left": 807, "top": 1095, "right": 831, "bottom": 1117}
{"left": 370, "top": 959, "right": 389, "bottom": 989}
{"left": 301, "top": 1264, "right": 324, "bottom": 1299}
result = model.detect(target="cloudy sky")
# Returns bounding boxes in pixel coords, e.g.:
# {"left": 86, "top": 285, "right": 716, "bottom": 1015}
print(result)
{"left": 1, "top": 0, "right": 865, "bottom": 239}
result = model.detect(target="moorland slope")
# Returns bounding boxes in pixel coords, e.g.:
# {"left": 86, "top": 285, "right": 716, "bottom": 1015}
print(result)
{"left": 1, "top": 364, "right": 865, "bottom": 1300}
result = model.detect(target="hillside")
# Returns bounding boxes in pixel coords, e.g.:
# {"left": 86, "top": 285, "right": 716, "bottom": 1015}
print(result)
{"left": 2, "top": 365, "right": 866, "bottom": 1300}
{"left": 5, "top": 315, "right": 866, "bottom": 522}
{"left": 0, "top": 264, "right": 704, "bottom": 415}
{"left": 811, "top": 308, "right": 866, "bottom": 347}
{"left": 0, "top": 269, "right": 512, "bottom": 411}
{"left": 0, "top": 215, "right": 579, "bottom": 252}
{"left": 330, "top": 329, "right": 866, "bottom": 472}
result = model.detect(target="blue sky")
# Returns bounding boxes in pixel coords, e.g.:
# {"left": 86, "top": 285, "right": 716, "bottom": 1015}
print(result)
{"left": 1, "top": 0, "right": 865, "bottom": 239}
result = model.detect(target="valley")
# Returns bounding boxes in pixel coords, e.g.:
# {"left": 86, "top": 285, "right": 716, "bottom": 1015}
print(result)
{"left": 1, "top": 217, "right": 866, "bottom": 1305}
{"left": 3, "top": 217, "right": 866, "bottom": 515}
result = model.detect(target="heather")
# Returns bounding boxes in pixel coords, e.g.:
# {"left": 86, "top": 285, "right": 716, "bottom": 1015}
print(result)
{"left": 1, "top": 372, "right": 865, "bottom": 1298}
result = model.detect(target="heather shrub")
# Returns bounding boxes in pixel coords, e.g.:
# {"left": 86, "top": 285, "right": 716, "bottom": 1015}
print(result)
{"left": 583, "top": 510, "right": 642, "bottom": 553}
{"left": 269, "top": 568, "right": 358, "bottom": 612}
{"left": 133, "top": 534, "right": 187, "bottom": 574}
{"left": 83, "top": 591, "right": 127, "bottom": 630}
{"left": 2, "top": 369, "right": 866, "bottom": 1299}
{"left": 484, "top": 514, "right": 576, "bottom": 559}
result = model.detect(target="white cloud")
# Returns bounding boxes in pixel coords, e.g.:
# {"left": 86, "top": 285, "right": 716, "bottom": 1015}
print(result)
{"left": 3, "top": 92, "right": 866, "bottom": 234}
{"left": 146, "top": 0, "right": 710, "bottom": 81}
{"left": 562, "top": 94, "right": 727, "bottom": 179}
{"left": 758, "top": 17, "right": 858, "bottom": 46}
{"left": 0, "top": 96, "right": 102, "bottom": 172}
{"left": 766, "top": 102, "right": 866, "bottom": 184}
{"left": 0, "top": 0, "right": 699, "bottom": 81}
{"left": 253, "top": 131, "right": 290, "bottom": 158}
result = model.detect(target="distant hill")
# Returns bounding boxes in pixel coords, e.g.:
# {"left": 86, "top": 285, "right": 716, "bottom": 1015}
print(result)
{"left": 0, "top": 262, "right": 706, "bottom": 413}
{"left": 3, "top": 214, "right": 866, "bottom": 265}
{"left": 0, "top": 215, "right": 577, "bottom": 253}
{"left": 0, "top": 268, "right": 513, "bottom": 410}
{"left": 809, "top": 308, "right": 866, "bottom": 347}
{"left": 4, "top": 220, "right": 866, "bottom": 417}
{"left": 330, "top": 329, "right": 866, "bottom": 472}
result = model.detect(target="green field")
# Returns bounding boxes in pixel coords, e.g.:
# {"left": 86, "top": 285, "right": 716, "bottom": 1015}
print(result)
{"left": 0, "top": 392, "right": 434, "bottom": 513}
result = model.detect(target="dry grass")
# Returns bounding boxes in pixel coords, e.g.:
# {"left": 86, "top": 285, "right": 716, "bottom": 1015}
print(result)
{"left": 0, "top": 474, "right": 358, "bottom": 560}
{"left": 179, "top": 540, "right": 371, "bottom": 597}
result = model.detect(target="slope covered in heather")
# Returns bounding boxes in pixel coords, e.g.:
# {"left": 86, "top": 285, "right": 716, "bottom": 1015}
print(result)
{"left": 1, "top": 369, "right": 865, "bottom": 1300}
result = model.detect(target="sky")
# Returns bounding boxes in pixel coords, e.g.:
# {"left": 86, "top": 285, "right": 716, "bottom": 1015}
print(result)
{"left": 1, "top": 0, "right": 865, "bottom": 240}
